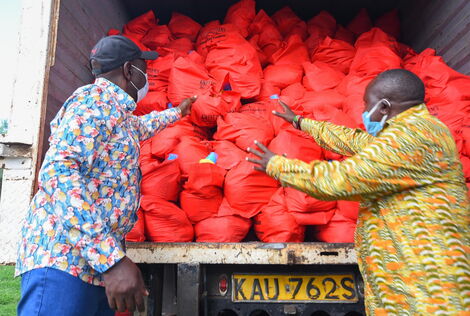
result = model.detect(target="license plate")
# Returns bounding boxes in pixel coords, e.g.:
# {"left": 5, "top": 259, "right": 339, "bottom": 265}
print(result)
{"left": 232, "top": 274, "right": 358, "bottom": 303}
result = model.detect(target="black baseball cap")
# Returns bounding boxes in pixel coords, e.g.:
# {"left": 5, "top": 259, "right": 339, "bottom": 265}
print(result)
{"left": 90, "top": 35, "right": 158, "bottom": 76}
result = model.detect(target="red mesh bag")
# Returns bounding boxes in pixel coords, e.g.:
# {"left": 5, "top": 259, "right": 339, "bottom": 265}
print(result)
{"left": 142, "top": 197, "right": 194, "bottom": 242}
{"left": 224, "top": 0, "right": 256, "bottom": 38}
{"left": 168, "top": 12, "right": 202, "bottom": 41}
{"left": 122, "top": 11, "right": 157, "bottom": 40}
{"left": 314, "top": 211, "right": 356, "bottom": 243}
{"left": 180, "top": 163, "right": 226, "bottom": 223}
{"left": 134, "top": 91, "right": 168, "bottom": 115}
{"left": 303, "top": 61, "right": 345, "bottom": 92}
{"left": 173, "top": 137, "right": 211, "bottom": 177}
{"left": 214, "top": 113, "right": 275, "bottom": 150}
{"left": 167, "top": 54, "right": 216, "bottom": 104}
{"left": 190, "top": 92, "right": 241, "bottom": 127}
{"left": 312, "top": 37, "right": 356, "bottom": 74}
{"left": 347, "top": 8, "right": 372, "bottom": 36}
{"left": 223, "top": 160, "right": 279, "bottom": 218}
{"left": 125, "top": 208, "right": 146, "bottom": 242}
{"left": 375, "top": 9, "right": 400, "bottom": 40}
{"left": 142, "top": 25, "right": 173, "bottom": 49}
{"left": 210, "top": 140, "right": 247, "bottom": 170}
{"left": 195, "top": 206, "right": 251, "bottom": 242}
{"left": 268, "top": 128, "right": 323, "bottom": 162}
{"left": 254, "top": 188, "right": 305, "bottom": 242}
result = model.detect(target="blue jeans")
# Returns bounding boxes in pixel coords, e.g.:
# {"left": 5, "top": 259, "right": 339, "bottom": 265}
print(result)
{"left": 17, "top": 267, "right": 114, "bottom": 316}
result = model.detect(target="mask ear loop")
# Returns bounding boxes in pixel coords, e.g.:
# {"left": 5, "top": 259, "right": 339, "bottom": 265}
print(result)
{"left": 380, "top": 99, "right": 391, "bottom": 124}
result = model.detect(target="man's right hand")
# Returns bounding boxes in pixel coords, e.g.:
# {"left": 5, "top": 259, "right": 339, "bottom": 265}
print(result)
{"left": 272, "top": 100, "right": 296, "bottom": 123}
{"left": 103, "top": 256, "right": 148, "bottom": 313}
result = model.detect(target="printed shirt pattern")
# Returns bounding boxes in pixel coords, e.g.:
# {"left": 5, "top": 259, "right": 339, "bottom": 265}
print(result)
{"left": 267, "top": 104, "right": 470, "bottom": 315}
{"left": 15, "top": 78, "right": 181, "bottom": 286}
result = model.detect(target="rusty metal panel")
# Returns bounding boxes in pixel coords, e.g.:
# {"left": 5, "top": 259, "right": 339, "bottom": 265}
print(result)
{"left": 400, "top": 0, "right": 470, "bottom": 75}
{"left": 126, "top": 242, "right": 357, "bottom": 265}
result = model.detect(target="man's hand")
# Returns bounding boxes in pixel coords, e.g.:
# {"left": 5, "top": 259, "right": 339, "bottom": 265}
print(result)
{"left": 272, "top": 100, "right": 296, "bottom": 123}
{"left": 177, "top": 95, "right": 197, "bottom": 116}
{"left": 103, "top": 256, "right": 148, "bottom": 313}
{"left": 246, "top": 140, "right": 277, "bottom": 173}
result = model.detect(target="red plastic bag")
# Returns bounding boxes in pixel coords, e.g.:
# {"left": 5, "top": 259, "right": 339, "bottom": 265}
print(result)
{"left": 167, "top": 55, "right": 216, "bottom": 104}
{"left": 223, "top": 160, "right": 279, "bottom": 218}
{"left": 211, "top": 140, "right": 247, "bottom": 170}
{"left": 180, "top": 163, "right": 226, "bottom": 223}
{"left": 269, "top": 34, "right": 309, "bottom": 66}
{"left": 195, "top": 209, "right": 251, "bottom": 242}
{"left": 337, "top": 73, "right": 375, "bottom": 97}
{"left": 312, "top": 37, "right": 356, "bottom": 74}
{"left": 224, "top": 0, "right": 256, "bottom": 38}
{"left": 342, "top": 94, "right": 367, "bottom": 128}
{"left": 122, "top": 11, "right": 157, "bottom": 40}
{"left": 300, "top": 90, "right": 345, "bottom": 113}
{"left": 354, "top": 27, "right": 399, "bottom": 51}
{"left": 284, "top": 187, "right": 336, "bottom": 213}
{"left": 264, "top": 64, "right": 303, "bottom": 90}
{"left": 257, "top": 81, "right": 282, "bottom": 101}
{"left": 142, "top": 25, "right": 173, "bottom": 49}
{"left": 350, "top": 45, "right": 402, "bottom": 77}
{"left": 313, "top": 105, "right": 360, "bottom": 129}
{"left": 375, "top": 9, "right": 400, "bottom": 40}
{"left": 337, "top": 200, "right": 360, "bottom": 221}
{"left": 462, "top": 126, "right": 470, "bottom": 157}
{"left": 249, "top": 10, "right": 283, "bottom": 56}
{"left": 281, "top": 83, "right": 306, "bottom": 102}
{"left": 347, "top": 8, "right": 372, "bottom": 36}
{"left": 173, "top": 137, "right": 211, "bottom": 177}
{"left": 168, "top": 12, "right": 201, "bottom": 41}
{"left": 214, "top": 113, "right": 275, "bottom": 150}
{"left": 254, "top": 188, "right": 305, "bottom": 242}
{"left": 285, "top": 21, "right": 308, "bottom": 41}
{"left": 140, "top": 157, "right": 181, "bottom": 202}
{"left": 271, "top": 6, "right": 303, "bottom": 37}
{"left": 194, "top": 91, "right": 242, "bottom": 127}
{"left": 307, "top": 11, "right": 336, "bottom": 38}
{"left": 334, "top": 26, "right": 356, "bottom": 45}
{"left": 314, "top": 211, "right": 356, "bottom": 243}
{"left": 147, "top": 53, "right": 175, "bottom": 92}
{"left": 134, "top": 91, "right": 168, "bottom": 115}
{"left": 164, "top": 37, "right": 194, "bottom": 57}
{"left": 142, "top": 197, "right": 194, "bottom": 242}
{"left": 303, "top": 61, "right": 345, "bottom": 92}
{"left": 125, "top": 208, "right": 146, "bottom": 242}
{"left": 268, "top": 128, "right": 323, "bottom": 162}
{"left": 248, "top": 35, "right": 269, "bottom": 67}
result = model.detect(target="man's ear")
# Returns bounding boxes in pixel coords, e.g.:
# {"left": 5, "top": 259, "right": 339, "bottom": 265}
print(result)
{"left": 122, "top": 61, "right": 132, "bottom": 81}
{"left": 379, "top": 99, "right": 391, "bottom": 115}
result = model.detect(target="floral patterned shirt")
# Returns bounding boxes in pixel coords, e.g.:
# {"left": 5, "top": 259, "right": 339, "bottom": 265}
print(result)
{"left": 15, "top": 78, "right": 181, "bottom": 286}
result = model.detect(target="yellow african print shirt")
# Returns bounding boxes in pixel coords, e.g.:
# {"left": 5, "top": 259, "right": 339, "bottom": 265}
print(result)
{"left": 267, "top": 104, "right": 470, "bottom": 315}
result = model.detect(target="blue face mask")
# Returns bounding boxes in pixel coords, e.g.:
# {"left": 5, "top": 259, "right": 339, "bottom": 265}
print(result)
{"left": 362, "top": 99, "right": 390, "bottom": 136}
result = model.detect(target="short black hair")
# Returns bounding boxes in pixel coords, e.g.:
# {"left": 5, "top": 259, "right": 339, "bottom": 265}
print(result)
{"left": 372, "top": 69, "right": 425, "bottom": 102}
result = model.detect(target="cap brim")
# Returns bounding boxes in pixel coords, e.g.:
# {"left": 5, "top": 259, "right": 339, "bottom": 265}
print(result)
{"left": 140, "top": 51, "right": 158, "bottom": 60}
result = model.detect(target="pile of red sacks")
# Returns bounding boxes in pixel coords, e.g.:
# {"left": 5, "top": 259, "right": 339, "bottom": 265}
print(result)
{"left": 121, "top": 2, "right": 470, "bottom": 243}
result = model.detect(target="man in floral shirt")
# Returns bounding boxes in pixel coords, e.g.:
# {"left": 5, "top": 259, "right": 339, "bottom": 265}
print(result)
{"left": 16, "top": 35, "right": 196, "bottom": 315}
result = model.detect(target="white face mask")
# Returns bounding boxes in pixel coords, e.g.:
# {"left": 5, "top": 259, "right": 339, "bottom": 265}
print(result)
{"left": 129, "top": 64, "right": 149, "bottom": 103}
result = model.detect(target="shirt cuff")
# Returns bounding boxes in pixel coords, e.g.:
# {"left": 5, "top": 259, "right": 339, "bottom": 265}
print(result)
{"left": 82, "top": 235, "right": 126, "bottom": 274}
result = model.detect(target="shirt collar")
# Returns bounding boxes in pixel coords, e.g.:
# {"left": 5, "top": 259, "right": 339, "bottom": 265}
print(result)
{"left": 387, "top": 103, "right": 427, "bottom": 124}
{"left": 94, "top": 77, "right": 137, "bottom": 112}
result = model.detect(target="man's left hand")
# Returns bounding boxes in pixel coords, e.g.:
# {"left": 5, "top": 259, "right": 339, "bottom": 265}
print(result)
{"left": 177, "top": 95, "right": 197, "bottom": 116}
{"left": 246, "top": 140, "right": 277, "bottom": 173}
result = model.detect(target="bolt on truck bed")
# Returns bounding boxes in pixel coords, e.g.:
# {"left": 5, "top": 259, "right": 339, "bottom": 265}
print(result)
{"left": 127, "top": 242, "right": 365, "bottom": 316}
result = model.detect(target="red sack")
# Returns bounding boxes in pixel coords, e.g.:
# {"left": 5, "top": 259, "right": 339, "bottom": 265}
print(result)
{"left": 264, "top": 64, "right": 303, "bottom": 90}
{"left": 214, "top": 113, "right": 275, "bottom": 150}
{"left": 190, "top": 92, "right": 241, "bottom": 127}
{"left": 350, "top": 45, "right": 402, "bottom": 77}
{"left": 248, "top": 35, "right": 269, "bottom": 67}
{"left": 313, "top": 105, "right": 360, "bottom": 129}
{"left": 269, "top": 34, "right": 309, "bottom": 66}
{"left": 211, "top": 140, "right": 247, "bottom": 170}
{"left": 375, "top": 9, "right": 400, "bottom": 40}
{"left": 460, "top": 155, "right": 470, "bottom": 181}
{"left": 249, "top": 10, "right": 283, "bottom": 56}
{"left": 337, "top": 73, "right": 375, "bottom": 97}
{"left": 281, "top": 83, "right": 306, "bottom": 102}
{"left": 123, "top": 11, "right": 157, "bottom": 40}
{"left": 142, "top": 25, "right": 173, "bottom": 49}
{"left": 125, "top": 209, "right": 145, "bottom": 242}
{"left": 173, "top": 137, "right": 211, "bottom": 177}
{"left": 147, "top": 53, "right": 175, "bottom": 92}
{"left": 142, "top": 197, "right": 194, "bottom": 242}
{"left": 204, "top": 27, "right": 262, "bottom": 99}
{"left": 347, "top": 8, "right": 372, "bottom": 36}
{"left": 342, "top": 94, "right": 367, "bottom": 128}
{"left": 164, "top": 38, "right": 194, "bottom": 57}
{"left": 307, "top": 11, "right": 336, "bottom": 38}
{"left": 334, "top": 26, "right": 356, "bottom": 45}
{"left": 300, "top": 90, "right": 345, "bottom": 113}
{"left": 134, "top": 91, "right": 168, "bottom": 115}
{"left": 167, "top": 55, "right": 216, "bottom": 104}
{"left": 180, "top": 163, "right": 226, "bottom": 223}
{"left": 462, "top": 126, "right": 470, "bottom": 157}
{"left": 354, "top": 27, "right": 399, "bottom": 51}
{"left": 254, "top": 188, "right": 305, "bottom": 242}
{"left": 257, "top": 81, "right": 281, "bottom": 101}
{"left": 337, "top": 200, "right": 360, "bottom": 221}
{"left": 284, "top": 187, "right": 336, "bottom": 213}
{"left": 107, "top": 28, "right": 121, "bottom": 36}
{"left": 303, "top": 61, "right": 345, "bottom": 92}
{"left": 314, "top": 211, "right": 356, "bottom": 243}
{"left": 195, "top": 207, "right": 251, "bottom": 242}
{"left": 140, "top": 157, "right": 181, "bottom": 202}
{"left": 271, "top": 6, "right": 303, "bottom": 37}
{"left": 168, "top": 12, "right": 202, "bottom": 41}
{"left": 312, "top": 37, "right": 356, "bottom": 74}
{"left": 224, "top": 0, "right": 256, "bottom": 38}
{"left": 285, "top": 21, "right": 308, "bottom": 41}
{"left": 223, "top": 160, "right": 279, "bottom": 218}
{"left": 268, "top": 128, "right": 323, "bottom": 162}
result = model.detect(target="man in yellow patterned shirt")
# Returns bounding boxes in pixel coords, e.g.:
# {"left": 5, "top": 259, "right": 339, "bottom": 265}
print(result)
{"left": 247, "top": 69, "right": 470, "bottom": 315}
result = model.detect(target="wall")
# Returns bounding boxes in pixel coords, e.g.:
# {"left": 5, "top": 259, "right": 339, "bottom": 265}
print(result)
{"left": 400, "top": 0, "right": 470, "bottom": 75}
